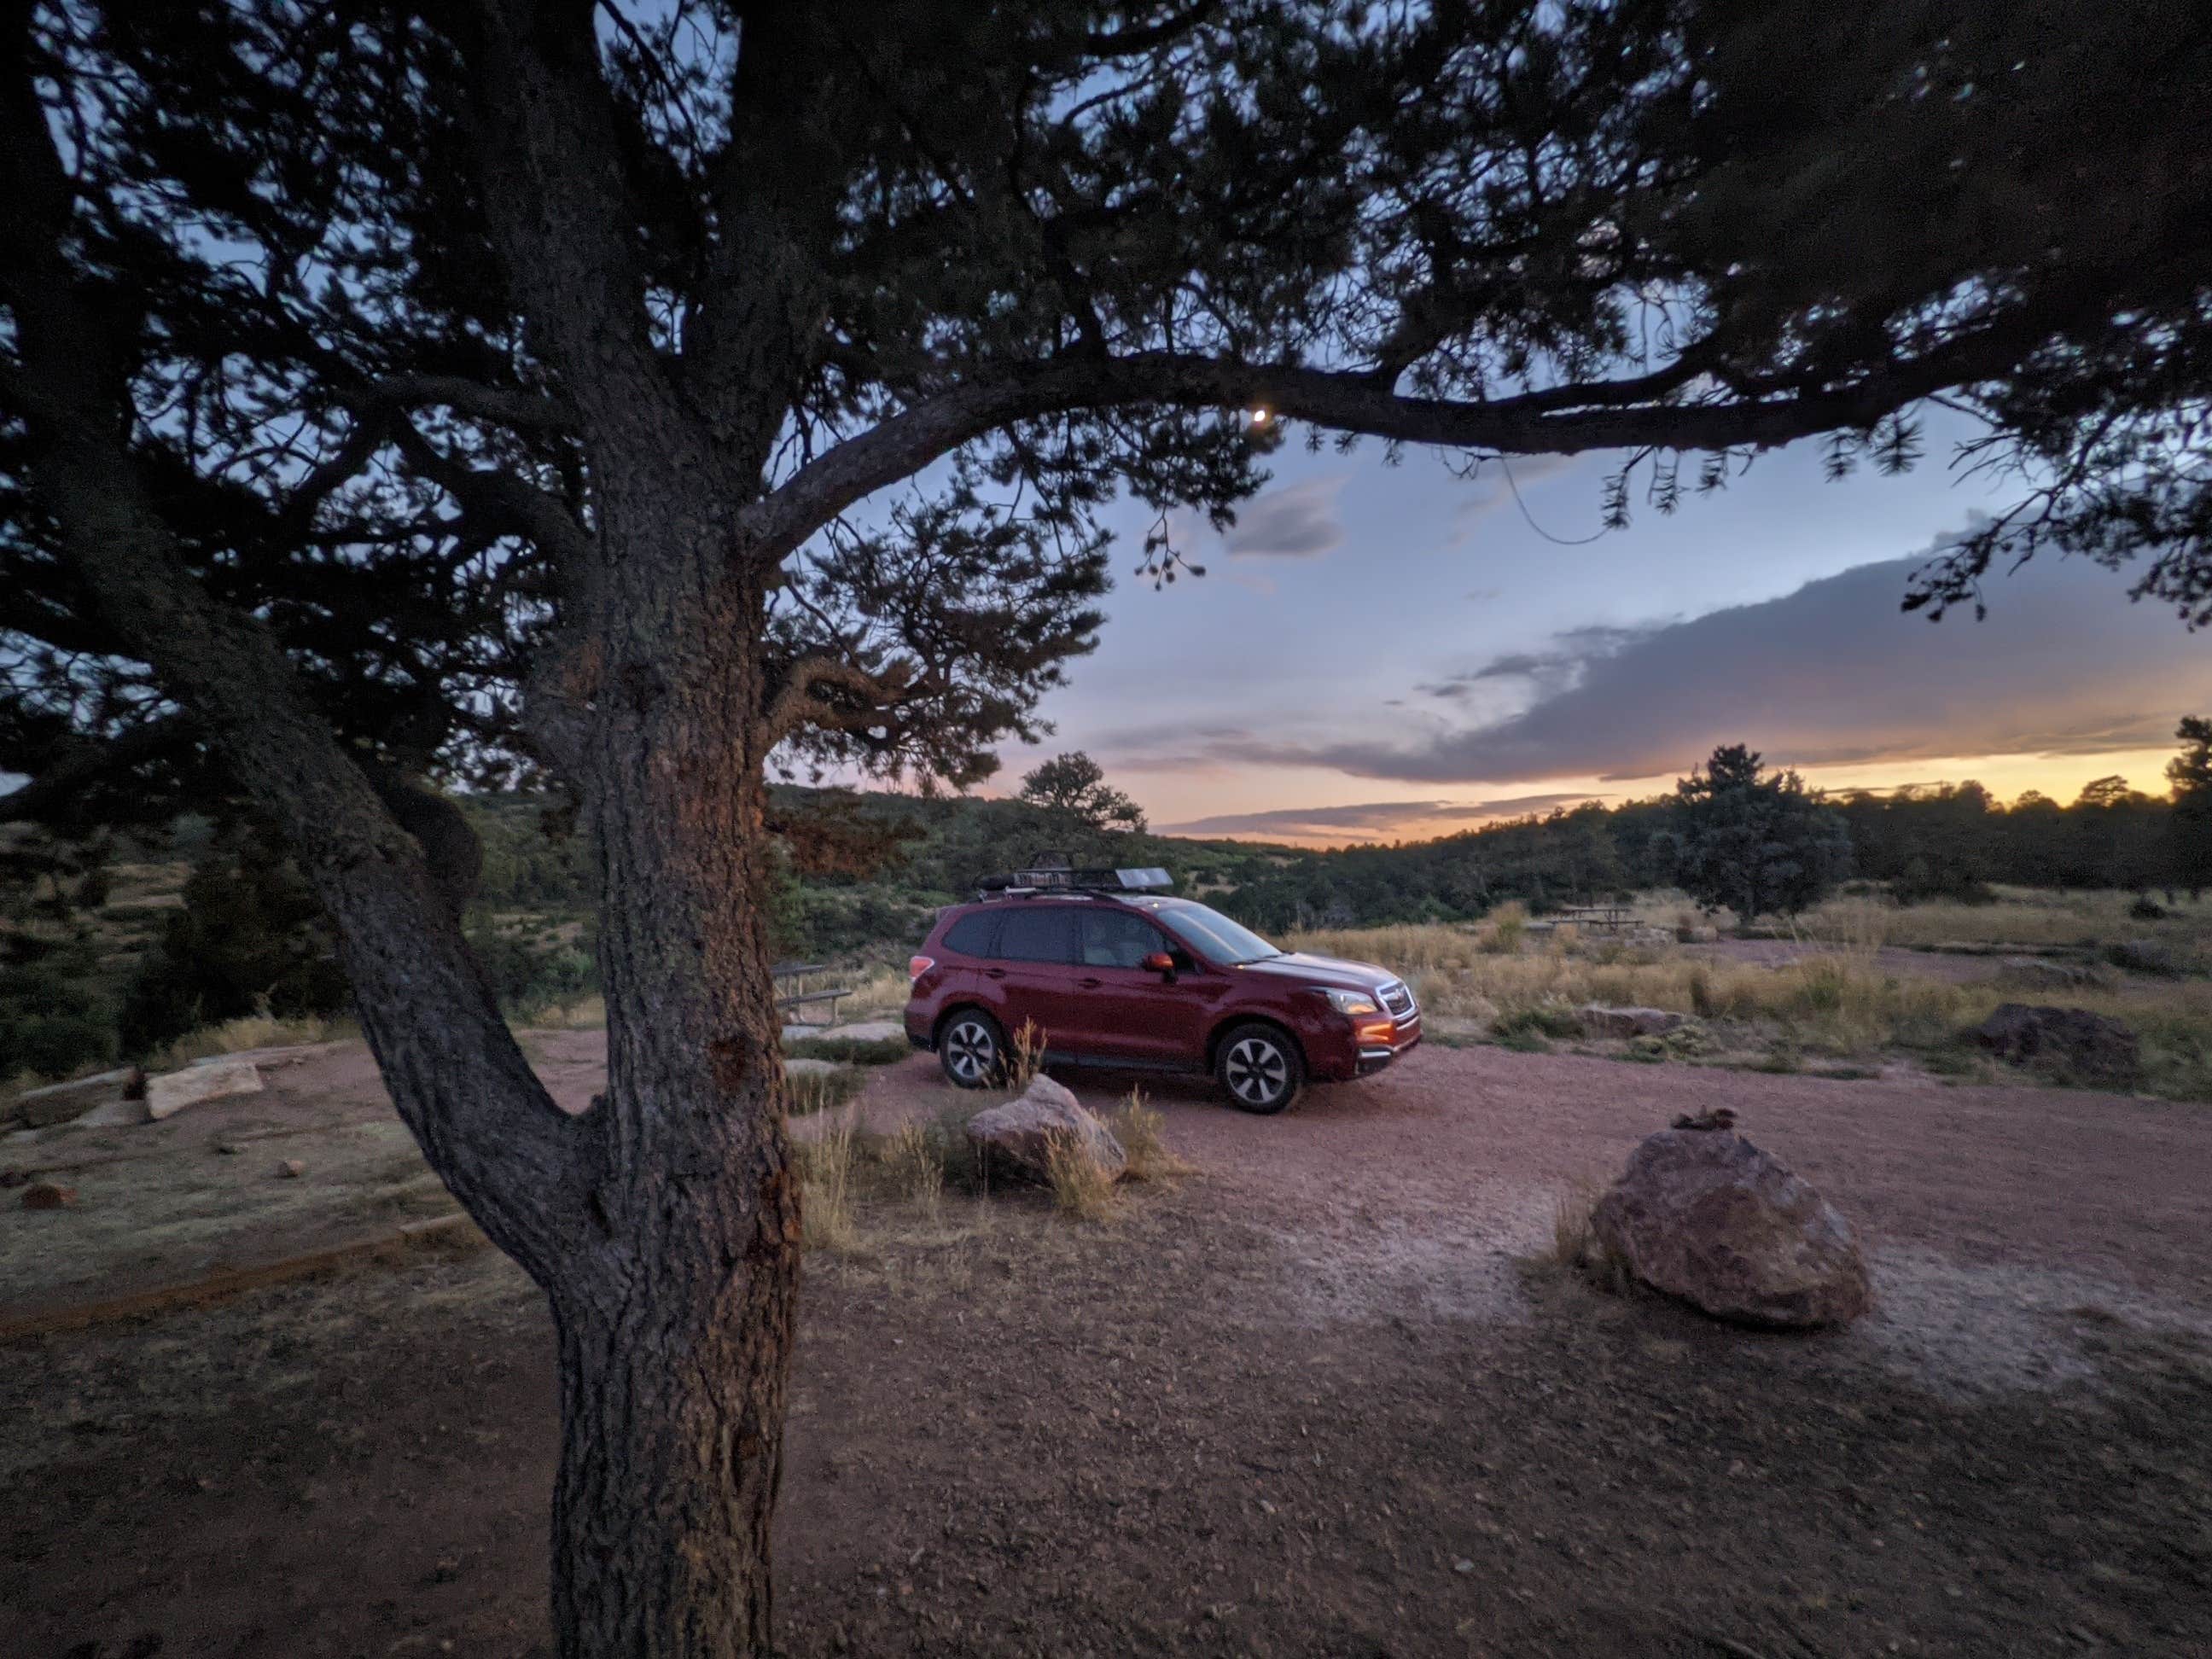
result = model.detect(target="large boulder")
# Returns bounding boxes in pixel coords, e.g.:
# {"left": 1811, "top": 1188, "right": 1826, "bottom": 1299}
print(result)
{"left": 1970, "top": 1003, "right": 2139, "bottom": 1085}
{"left": 1591, "top": 1120, "right": 1871, "bottom": 1329}
{"left": 964, "top": 1075, "right": 1126, "bottom": 1185}
{"left": 1579, "top": 1004, "right": 1686, "bottom": 1039}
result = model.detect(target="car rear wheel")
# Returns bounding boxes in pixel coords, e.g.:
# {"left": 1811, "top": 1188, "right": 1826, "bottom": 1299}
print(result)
{"left": 1216, "top": 1022, "right": 1303, "bottom": 1115}
{"left": 937, "top": 1009, "right": 1006, "bottom": 1089}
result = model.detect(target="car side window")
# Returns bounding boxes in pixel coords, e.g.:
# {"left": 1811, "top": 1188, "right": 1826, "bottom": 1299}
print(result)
{"left": 1080, "top": 910, "right": 1167, "bottom": 969}
{"left": 992, "top": 906, "right": 1077, "bottom": 963}
{"left": 941, "top": 913, "right": 995, "bottom": 957}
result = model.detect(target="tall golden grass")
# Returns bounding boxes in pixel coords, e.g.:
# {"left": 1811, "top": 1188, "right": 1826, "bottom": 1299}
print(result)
{"left": 1286, "top": 899, "right": 2212, "bottom": 1096}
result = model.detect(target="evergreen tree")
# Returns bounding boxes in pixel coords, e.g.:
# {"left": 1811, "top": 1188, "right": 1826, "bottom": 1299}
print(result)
{"left": 1660, "top": 745, "right": 1852, "bottom": 923}
{"left": 2167, "top": 719, "right": 2212, "bottom": 899}
{"left": 1016, "top": 751, "right": 1147, "bottom": 862}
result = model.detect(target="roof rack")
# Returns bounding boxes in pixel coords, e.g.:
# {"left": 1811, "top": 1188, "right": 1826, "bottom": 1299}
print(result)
{"left": 974, "top": 857, "right": 1173, "bottom": 901}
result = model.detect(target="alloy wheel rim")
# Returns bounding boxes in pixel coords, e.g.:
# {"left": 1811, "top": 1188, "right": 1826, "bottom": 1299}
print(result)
{"left": 1225, "top": 1037, "right": 1288, "bottom": 1104}
{"left": 946, "top": 1022, "right": 993, "bottom": 1082}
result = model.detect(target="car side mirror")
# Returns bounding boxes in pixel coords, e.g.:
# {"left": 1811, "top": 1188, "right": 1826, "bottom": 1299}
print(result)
{"left": 1140, "top": 950, "right": 1177, "bottom": 978}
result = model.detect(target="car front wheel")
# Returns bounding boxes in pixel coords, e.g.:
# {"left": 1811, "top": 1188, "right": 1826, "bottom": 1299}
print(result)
{"left": 938, "top": 1010, "right": 1006, "bottom": 1089}
{"left": 1216, "top": 1022, "right": 1303, "bottom": 1114}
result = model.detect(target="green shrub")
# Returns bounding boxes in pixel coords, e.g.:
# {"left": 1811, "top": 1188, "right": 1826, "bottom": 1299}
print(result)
{"left": 1493, "top": 1004, "right": 1583, "bottom": 1041}
{"left": 466, "top": 922, "right": 597, "bottom": 1018}
{"left": 118, "top": 824, "right": 352, "bottom": 1056}
{"left": 783, "top": 1033, "right": 910, "bottom": 1066}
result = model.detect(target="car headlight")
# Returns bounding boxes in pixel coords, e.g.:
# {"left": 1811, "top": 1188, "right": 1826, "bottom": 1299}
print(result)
{"left": 1315, "top": 987, "right": 1381, "bottom": 1017}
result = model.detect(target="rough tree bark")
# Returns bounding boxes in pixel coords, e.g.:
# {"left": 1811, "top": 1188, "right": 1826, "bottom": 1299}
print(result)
{"left": 4, "top": 15, "right": 800, "bottom": 1650}
{"left": 537, "top": 470, "right": 797, "bottom": 1657}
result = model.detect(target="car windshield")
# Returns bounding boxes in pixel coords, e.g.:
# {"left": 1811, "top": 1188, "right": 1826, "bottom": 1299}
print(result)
{"left": 1162, "top": 903, "right": 1282, "bottom": 966}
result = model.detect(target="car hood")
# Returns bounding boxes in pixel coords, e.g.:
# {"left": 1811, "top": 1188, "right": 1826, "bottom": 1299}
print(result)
{"left": 1235, "top": 951, "right": 1400, "bottom": 994}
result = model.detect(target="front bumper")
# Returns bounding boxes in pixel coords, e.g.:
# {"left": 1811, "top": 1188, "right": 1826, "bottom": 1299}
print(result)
{"left": 1356, "top": 1025, "right": 1421, "bottom": 1075}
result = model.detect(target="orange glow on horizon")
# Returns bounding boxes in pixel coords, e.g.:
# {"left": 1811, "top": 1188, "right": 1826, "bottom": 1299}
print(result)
{"left": 1141, "top": 745, "right": 2189, "bottom": 849}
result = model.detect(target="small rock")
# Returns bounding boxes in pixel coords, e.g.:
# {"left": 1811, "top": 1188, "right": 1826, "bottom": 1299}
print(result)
{"left": 963, "top": 1075, "right": 1126, "bottom": 1184}
{"left": 20, "top": 1180, "right": 78, "bottom": 1210}
{"left": 215, "top": 1141, "right": 243, "bottom": 1155}
{"left": 1670, "top": 1107, "right": 1738, "bottom": 1132}
{"left": 1970, "top": 1004, "right": 2139, "bottom": 1086}
{"left": 278, "top": 1158, "right": 306, "bottom": 1179}
{"left": 1592, "top": 1121, "right": 1870, "bottom": 1329}
{"left": 1579, "top": 1004, "right": 1686, "bottom": 1039}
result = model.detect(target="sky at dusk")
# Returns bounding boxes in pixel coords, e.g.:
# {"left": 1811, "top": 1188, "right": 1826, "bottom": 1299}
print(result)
{"left": 966, "top": 410, "right": 2212, "bottom": 847}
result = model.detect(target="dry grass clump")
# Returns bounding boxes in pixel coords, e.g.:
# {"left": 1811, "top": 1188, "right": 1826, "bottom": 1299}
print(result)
{"left": 156, "top": 1010, "right": 350, "bottom": 1068}
{"left": 1543, "top": 1174, "right": 1633, "bottom": 1291}
{"left": 526, "top": 993, "right": 607, "bottom": 1030}
{"left": 1284, "top": 904, "right": 2212, "bottom": 1097}
{"left": 1107, "top": 1088, "right": 1193, "bottom": 1183}
{"left": 882, "top": 1121, "right": 943, "bottom": 1220}
{"left": 1798, "top": 886, "right": 2209, "bottom": 952}
{"left": 1003, "top": 1017, "right": 1047, "bottom": 1093}
{"left": 838, "top": 963, "right": 917, "bottom": 1021}
{"left": 1043, "top": 1129, "right": 1121, "bottom": 1220}
{"left": 1479, "top": 901, "right": 1528, "bottom": 955}
{"left": 795, "top": 1115, "right": 861, "bottom": 1254}
{"left": 785, "top": 1063, "right": 864, "bottom": 1116}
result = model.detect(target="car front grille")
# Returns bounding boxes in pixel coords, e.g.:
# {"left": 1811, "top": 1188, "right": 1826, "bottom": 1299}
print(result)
{"left": 1379, "top": 980, "right": 1415, "bottom": 1017}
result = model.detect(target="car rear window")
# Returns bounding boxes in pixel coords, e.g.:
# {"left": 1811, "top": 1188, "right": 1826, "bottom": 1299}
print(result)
{"left": 992, "top": 906, "right": 1077, "bottom": 963}
{"left": 1080, "top": 910, "right": 1167, "bottom": 969}
{"left": 941, "top": 912, "right": 996, "bottom": 957}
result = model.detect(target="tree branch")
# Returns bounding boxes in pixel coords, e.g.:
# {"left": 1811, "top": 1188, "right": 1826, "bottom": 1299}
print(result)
{"left": 0, "top": 27, "right": 585, "bottom": 1276}
{"left": 359, "top": 373, "right": 577, "bottom": 432}
{"left": 760, "top": 654, "right": 896, "bottom": 748}
{"left": 0, "top": 714, "right": 192, "bottom": 824}
{"left": 738, "top": 326, "right": 2046, "bottom": 565}
{"left": 387, "top": 416, "right": 595, "bottom": 568}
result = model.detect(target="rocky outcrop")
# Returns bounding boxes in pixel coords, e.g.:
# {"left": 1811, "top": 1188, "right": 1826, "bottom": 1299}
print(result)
{"left": 1970, "top": 1004, "right": 2139, "bottom": 1085}
{"left": 1591, "top": 1119, "right": 1871, "bottom": 1329}
{"left": 6, "top": 1068, "right": 137, "bottom": 1130}
{"left": 1579, "top": 1004, "right": 1687, "bottom": 1039}
{"left": 144, "top": 1057, "right": 265, "bottom": 1122}
{"left": 964, "top": 1075, "right": 1126, "bottom": 1185}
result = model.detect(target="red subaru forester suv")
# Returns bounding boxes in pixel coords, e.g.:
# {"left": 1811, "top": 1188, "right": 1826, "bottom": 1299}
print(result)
{"left": 905, "top": 869, "right": 1419, "bottom": 1113}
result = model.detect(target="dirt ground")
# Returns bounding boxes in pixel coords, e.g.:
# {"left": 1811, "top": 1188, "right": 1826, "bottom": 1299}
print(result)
{"left": 6, "top": 1041, "right": 2211, "bottom": 1657}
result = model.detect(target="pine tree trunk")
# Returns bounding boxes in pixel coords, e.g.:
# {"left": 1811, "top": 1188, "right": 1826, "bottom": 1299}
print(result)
{"left": 549, "top": 1241, "right": 791, "bottom": 1657}
{"left": 544, "top": 498, "right": 800, "bottom": 1657}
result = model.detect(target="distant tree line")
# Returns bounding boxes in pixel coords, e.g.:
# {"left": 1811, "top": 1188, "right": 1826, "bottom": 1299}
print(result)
{"left": 6, "top": 729, "right": 2208, "bottom": 1082}
{"left": 1217, "top": 724, "right": 2212, "bottom": 931}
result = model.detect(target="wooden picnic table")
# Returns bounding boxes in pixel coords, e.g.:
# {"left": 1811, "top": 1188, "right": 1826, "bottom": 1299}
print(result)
{"left": 1555, "top": 904, "right": 1633, "bottom": 931}
{"left": 771, "top": 961, "right": 853, "bottom": 1027}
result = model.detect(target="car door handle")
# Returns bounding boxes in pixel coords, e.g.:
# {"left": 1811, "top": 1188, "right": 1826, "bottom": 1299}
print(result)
{"left": 983, "top": 968, "right": 1007, "bottom": 980}
{"left": 1077, "top": 976, "right": 1102, "bottom": 989}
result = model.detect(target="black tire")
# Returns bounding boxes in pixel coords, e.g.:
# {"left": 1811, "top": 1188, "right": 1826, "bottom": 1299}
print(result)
{"left": 1215, "top": 1022, "right": 1304, "bottom": 1115}
{"left": 936, "top": 1008, "right": 1007, "bottom": 1090}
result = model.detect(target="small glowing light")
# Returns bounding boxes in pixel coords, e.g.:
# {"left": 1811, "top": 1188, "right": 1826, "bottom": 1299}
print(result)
{"left": 1248, "top": 405, "right": 1271, "bottom": 427}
